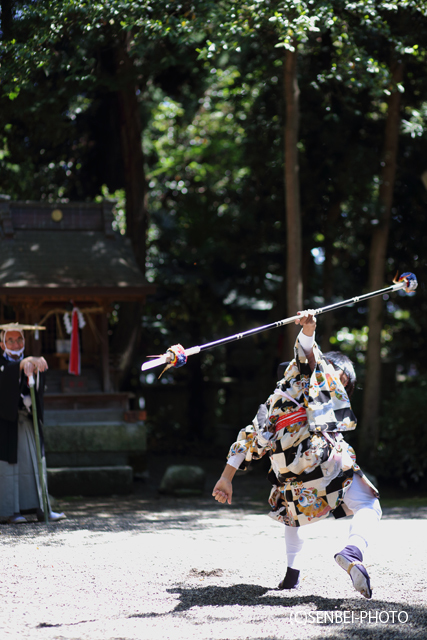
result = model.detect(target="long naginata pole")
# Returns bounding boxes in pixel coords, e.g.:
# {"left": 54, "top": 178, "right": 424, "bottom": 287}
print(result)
{"left": 28, "top": 373, "right": 49, "bottom": 525}
{"left": 141, "top": 272, "right": 418, "bottom": 375}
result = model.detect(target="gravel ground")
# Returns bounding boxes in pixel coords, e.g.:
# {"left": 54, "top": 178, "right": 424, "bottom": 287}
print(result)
{"left": 0, "top": 456, "right": 426, "bottom": 640}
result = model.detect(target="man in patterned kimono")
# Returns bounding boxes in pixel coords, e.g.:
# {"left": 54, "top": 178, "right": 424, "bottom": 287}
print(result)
{"left": 212, "top": 310, "right": 381, "bottom": 599}
{"left": 0, "top": 323, "right": 65, "bottom": 524}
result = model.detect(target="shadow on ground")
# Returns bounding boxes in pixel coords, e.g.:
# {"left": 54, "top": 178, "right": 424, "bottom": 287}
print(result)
{"left": 128, "top": 582, "right": 426, "bottom": 639}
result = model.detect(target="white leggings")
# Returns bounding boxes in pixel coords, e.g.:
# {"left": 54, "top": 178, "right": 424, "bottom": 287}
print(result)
{"left": 285, "top": 474, "right": 382, "bottom": 568}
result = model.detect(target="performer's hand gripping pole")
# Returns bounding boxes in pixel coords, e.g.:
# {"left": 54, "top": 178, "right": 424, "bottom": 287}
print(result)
{"left": 141, "top": 272, "right": 418, "bottom": 374}
{"left": 28, "top": 374, "right": 49, "bottom": 525}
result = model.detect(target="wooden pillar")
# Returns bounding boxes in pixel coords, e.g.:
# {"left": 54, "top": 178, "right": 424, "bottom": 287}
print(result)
{"left": 30, "top": 306, "right": 42, "bottom": 356}
{"left": 22, "top": 305, "right": 40, "bottom": 357}
{"left": 100, "top": 311, "right": 111, "bottom": 392}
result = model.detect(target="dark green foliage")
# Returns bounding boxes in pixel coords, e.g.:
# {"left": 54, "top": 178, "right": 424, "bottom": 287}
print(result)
{"left": 376, "top": 376, "right": 427, "bottom": 487}
{"left": 1, "top": 0, "right": 427, "bottom": 473}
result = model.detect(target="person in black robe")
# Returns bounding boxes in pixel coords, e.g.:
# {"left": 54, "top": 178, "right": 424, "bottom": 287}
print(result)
{"left": 0, "top": 323, "right": 65, "bottom": 523}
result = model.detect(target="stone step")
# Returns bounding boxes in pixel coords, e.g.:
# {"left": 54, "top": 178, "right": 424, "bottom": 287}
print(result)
{"left": 44, "top": 421, "right": 147, "bottom": 453}
{"left": 45, "top": 368, "right": 103, "bottom": 394}
{"left": 44, "top": 408, "right": 125, "bottom": 425}
{"left": 47, "top": 466, "right": 133, "bottom": 497}
{"left": 44, "top": 420, "right": 147, "bottom": 471}
{"left": 44, "top": 392, "right": 131, "bottom": 411}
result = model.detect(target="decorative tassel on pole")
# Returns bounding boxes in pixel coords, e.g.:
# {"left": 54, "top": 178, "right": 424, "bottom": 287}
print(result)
{"left": 157, "top": 344, "right": 187, "bottom": 379}
{"left": 141, "top": 272, "right": 418, "bottom": 375}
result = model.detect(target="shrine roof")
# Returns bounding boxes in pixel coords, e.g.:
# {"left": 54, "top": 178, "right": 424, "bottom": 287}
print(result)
{"left": 0, "top": 199, "right": 154, "bottom": 299}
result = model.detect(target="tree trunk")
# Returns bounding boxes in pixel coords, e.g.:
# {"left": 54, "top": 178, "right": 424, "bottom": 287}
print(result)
{"left": 112, "top": 38, "right": 148, "bottom": 386}
{"left": 115, "top": 38, "right": 148, "bottom": 275}
{"left": 359, "top": 58, "right": 404, "bottom": 462}
{"left": 283, "top": 43, "right": 303, "bottom": 358}
{"left": 320, "top": 200, "right": 342, "bottom": 352}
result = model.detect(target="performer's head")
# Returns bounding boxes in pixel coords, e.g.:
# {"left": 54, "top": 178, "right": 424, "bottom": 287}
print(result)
{"left": 0, "top": 329, "right": 25, "bottom": 360}
{"left": 323, "top": 351, "right": 356, "bottom": 398}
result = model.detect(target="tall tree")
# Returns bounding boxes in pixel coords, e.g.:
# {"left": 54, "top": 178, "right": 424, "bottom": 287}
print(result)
{"left": 283, "top": 42, "right": 303, "bottom": 354}
{"left": 205, "top": 1, "right": 337, "bottom": 355}
{"left": 114, "top": 36, "right": 148, "bottom": 271}
{"left": 360, "top": 57, "right": 404, "bottom": 460}
{"left": 0, "top": 0, "right": 216, "bottom": 388}
{"left": 0, "top": 0, "right": 214, "bottom": 273}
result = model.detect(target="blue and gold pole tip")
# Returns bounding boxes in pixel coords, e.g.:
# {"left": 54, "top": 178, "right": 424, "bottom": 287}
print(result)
{"left": 394, "top": 272, "right": 418, "bottom": 293}
{"left": 158, "top": 343, "right": 187, "bottom": 378}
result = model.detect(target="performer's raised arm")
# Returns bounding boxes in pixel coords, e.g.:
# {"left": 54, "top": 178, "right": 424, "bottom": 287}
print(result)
{"left": 295, "top": 309, "right": 317, "bottom": 371}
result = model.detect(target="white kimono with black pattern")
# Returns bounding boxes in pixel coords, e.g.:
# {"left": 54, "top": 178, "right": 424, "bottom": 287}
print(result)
{"left": 227, "top": 337, "right": 378, "bottom": 527}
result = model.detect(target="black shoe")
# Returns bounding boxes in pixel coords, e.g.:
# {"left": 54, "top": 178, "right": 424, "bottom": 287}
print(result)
{"left": 278, "top": 567, "right": 300, "bottom": 589}
{"left": 334, "top": 544, "right": 372, "bottom": 599}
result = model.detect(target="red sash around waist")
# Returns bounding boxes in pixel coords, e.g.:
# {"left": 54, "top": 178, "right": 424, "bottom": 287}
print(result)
{"left": 274, "top": 406, "right": 307, "bottom": 432}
